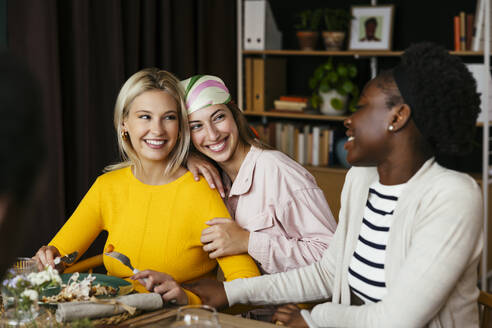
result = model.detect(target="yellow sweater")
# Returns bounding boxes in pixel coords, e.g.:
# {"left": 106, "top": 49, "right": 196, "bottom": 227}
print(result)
{"left": 49, "top": 167, "right": 260, "bottom": 304}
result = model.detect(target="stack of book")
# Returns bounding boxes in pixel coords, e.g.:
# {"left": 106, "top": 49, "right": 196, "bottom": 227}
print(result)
{"left": 273, "top": 96, "right": 308, "bottom": 112}
{"left": 251, "top": 121, "right": 339, "bottom": 167}
{"left": 453, "top": 11, "right": 474, "bottom": 51}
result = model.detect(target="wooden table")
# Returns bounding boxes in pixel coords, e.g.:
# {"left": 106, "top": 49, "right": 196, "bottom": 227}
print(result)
{"left": 118, "top": 308, "right": 279, "bottom": 327}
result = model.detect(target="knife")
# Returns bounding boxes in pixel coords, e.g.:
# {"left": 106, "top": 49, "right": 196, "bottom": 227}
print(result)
{"left": 54, "top": 251, "right": 78, "bottom": 266}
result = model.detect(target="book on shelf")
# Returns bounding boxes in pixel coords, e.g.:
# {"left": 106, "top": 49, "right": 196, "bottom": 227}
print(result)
{"left": 244, "top": 57, "right": 286, "bottom": 112}
{"left": 312, "top": 126, "right": 321, "bottom": 166}
{"left": 245, "top": 57, "right": 254, "bottom": 112}
{"left": 279, "top": 95, "right": 309, "bottom": 102}
{"left": 460, "top": 11, "right": 466, "bottom": 51}
{"left": 472, "top": 0, "right": 492, "bottom": 51}
{"left": 297, "top": 132, "right": 305, "bottom": 165}
{"left": 303, "top": 125, "right": 310, "bottom": 165}
{"left": 467, "top": 13, "right": 475, "bottom": 50}
{"left": 249, "top": 121, "right": 341, "bottom": 167}
{"left": 273, "top": 99, "right": 307, "bottom": 112}
{"left": 454, "top": 16, "right": 460, "bottom": 51}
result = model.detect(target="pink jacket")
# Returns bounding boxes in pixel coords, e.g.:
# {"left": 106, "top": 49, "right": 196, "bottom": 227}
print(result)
{"left": 224, "top": 146, "right": 337, "bottom": 274}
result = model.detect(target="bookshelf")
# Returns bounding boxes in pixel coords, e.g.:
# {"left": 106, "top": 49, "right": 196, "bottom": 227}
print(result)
{"left": 237, "top": 0, "right": 491, "bottom": 289}
{"left": 244, "top": 49, "right": 485, "bottom": 56}
{"left": 244, "top": 111, "right": 347, "bottom": 121}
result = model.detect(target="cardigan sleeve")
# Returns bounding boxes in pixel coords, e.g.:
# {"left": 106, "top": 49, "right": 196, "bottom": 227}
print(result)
{"left": 308, "top": 174, "right": 483, "bottom": 327}
{"left": 225, "top": 234, "right": 340, "bottom": 306}
{"left": 49, "top": 178, "right": 104, "bottom": 259}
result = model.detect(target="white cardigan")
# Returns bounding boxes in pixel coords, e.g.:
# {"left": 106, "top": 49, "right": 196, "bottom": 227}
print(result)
{"left": 225, "top": 159, "right": 483, "bottom": 327}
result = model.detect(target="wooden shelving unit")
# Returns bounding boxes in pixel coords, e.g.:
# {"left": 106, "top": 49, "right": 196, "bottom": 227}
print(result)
{"left": 243, "top": 49, "right": 484, "bottom": 57}
{"left": 244, "top": 111, "right": 347, "bottom": 121}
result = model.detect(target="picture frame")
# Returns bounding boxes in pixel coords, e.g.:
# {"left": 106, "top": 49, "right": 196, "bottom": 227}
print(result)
{"left": 348, "top": 5, "right": 394, "bottom": 51}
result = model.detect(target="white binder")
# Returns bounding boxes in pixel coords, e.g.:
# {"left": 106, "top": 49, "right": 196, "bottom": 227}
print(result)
{"left": 243, "top": 0, "right": 282, "bottom": 50}
{"left": 467, "top": 64, "right": 492, "bottom": 122}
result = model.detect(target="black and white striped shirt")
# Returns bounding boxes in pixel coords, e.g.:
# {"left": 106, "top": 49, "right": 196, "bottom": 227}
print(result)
{"left": 348, "top": 180, "right": 405, "bottom": 304}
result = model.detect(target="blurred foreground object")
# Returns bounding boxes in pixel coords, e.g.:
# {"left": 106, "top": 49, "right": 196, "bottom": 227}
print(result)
{"left": 0, "top": 51, "right": 44, "bottom": 277}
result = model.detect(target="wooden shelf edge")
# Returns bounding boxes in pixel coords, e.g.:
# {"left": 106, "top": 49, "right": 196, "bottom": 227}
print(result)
{"left": 244, "top": 111, "right": 348, "bottom": 121}
{"left": 243, "top": 50, "right": 485, "bottom": 57}
{"left": 476, "top": 121, "right": 492, "bottom": 127}
{"left": 243, "top": 49, "right": 403, "bottom": 57}
{"left": 304, "top": 165, "right": 349, "bottom": 174}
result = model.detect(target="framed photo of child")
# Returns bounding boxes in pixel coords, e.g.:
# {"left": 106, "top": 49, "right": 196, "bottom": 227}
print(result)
{"left": 348, "top": 5, "right": 394, "bottom": 51}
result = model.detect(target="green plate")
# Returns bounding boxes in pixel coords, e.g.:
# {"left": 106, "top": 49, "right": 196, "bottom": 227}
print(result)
{"left": 41, "top": 273, "right": 133, "bottom": 298}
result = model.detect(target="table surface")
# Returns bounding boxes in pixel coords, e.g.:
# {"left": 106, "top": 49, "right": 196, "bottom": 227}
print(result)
{"left": 117, "top": 308, "right": 279, "bottom": 328}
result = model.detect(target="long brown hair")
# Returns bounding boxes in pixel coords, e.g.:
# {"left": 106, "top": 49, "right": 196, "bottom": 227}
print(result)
{"left": 226, "top": 101, "right": 271, "bottom": 150}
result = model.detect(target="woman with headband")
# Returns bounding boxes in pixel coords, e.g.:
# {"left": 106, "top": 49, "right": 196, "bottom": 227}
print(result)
{"left": 182, "top": 75, "right": 337, "bottom": 276}
{"left": 34, "top": 68, "right": 260, "bottom": 305}
{"left": 185, "top": 42, "right": 483, "bottom": 327}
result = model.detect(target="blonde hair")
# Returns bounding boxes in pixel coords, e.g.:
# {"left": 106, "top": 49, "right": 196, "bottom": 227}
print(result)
{"left": 105, "top": 68, "right": 190, "bottom": 175}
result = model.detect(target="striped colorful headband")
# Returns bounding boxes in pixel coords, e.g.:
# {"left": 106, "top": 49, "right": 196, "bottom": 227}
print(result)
{"left": 180, "top": 75, "right": 232, "bottom": 114}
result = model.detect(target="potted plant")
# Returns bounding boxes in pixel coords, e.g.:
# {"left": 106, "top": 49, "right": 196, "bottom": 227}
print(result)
{"left": 321, "top": 9, "right": 352, "bottom": 51}
{"left": 309, "top": 57, "right": 359, "bottom": 115}
{"left": 294, "top": 9, "right": 322, "bottom": 51}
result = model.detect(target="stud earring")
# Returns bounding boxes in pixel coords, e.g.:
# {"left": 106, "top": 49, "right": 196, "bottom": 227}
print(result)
{"left": 388, "top": 125, "right": 395, "bottom": 131}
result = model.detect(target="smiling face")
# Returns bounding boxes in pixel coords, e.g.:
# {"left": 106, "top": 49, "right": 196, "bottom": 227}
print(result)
{"left": 188, "top": 104, "right": 241, "bottom": 165}
{"left": 343, "top": 79, "right": 393, "bottom": 166}
{"left": 122, "top": 90, "right": 179, "bottom": 168}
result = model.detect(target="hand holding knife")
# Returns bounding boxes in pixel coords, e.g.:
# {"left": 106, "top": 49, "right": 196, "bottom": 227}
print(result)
{"left": 53, "top": 251, "right": 78, "bottom": 271}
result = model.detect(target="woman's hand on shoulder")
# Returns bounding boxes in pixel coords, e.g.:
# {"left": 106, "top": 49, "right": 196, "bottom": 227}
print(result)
{"left": 131, "top": 270, "right": 188, "bottom": 305}
{"left": 272, "top": 304, "right": 308, "bottom": 328}
{"left": 201, "top": 218, "right": 250, "bottom": 258}
{"left": 186, "top": 152, "right": 225, "bottom": 198}
{"left": 33, "top": 245, "right": 60, "bottom": 271}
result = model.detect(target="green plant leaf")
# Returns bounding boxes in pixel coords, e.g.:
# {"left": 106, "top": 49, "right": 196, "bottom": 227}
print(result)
{"left": 311, "top": 93, "right": 321, "bottom": 109}
{"left": 328, "top": 71, "right": 338, "bottom": 83}
{"left": 331, "top": 97, "right": 343, "bottom": 110}
{"left": 348, "top": 65, "right": 357, "bottom": 78}
{"left": 314, "top": 66, "right": 324, "bottom": 80}
{"left": 336, "top": 86, "right": 347, "bottom": 95}
{"left": 337, "top": 65, "right": 348, "bottom": 77}
{"left": 320, "top": 76, "right": 331, "bottom": 92}
{"left": 309, "top": 77, "right": 317, "bottom": 90}
{"left": 342, "top": 81, "right": 354, "bottom": 93}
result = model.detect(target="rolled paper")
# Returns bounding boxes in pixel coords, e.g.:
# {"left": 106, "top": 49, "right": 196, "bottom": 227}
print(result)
{"left": 55, "top": 293, "right": 163, "bottom": 322}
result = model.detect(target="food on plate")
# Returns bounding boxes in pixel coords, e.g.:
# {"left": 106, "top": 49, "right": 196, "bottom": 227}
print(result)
{"left": 41, "top": 272, "right": 117, "bottom": 303}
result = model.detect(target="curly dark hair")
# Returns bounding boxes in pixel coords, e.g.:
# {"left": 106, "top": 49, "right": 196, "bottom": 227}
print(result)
{"left": 377, "top": 42, "right": 480, "bottom": 155}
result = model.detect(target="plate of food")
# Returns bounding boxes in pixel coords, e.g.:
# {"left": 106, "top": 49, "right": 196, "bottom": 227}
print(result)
{"left": 40, "top": 272, "right": 133, "bottom": 304}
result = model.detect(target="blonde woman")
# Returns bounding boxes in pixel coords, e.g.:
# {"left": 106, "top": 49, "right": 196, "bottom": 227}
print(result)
{"left": 34, "top": 68, "right": 260, "bottom": 305}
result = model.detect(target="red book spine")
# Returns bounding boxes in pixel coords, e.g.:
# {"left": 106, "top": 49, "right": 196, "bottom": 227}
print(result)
{"left": 279, "top": 96, "right": 308, "bottom": 102}
{"left": 454, "top": 16, "right": 460, "bottom": 51}
{"left": 466, "top": 14, "right": 474, "bottom": 51}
